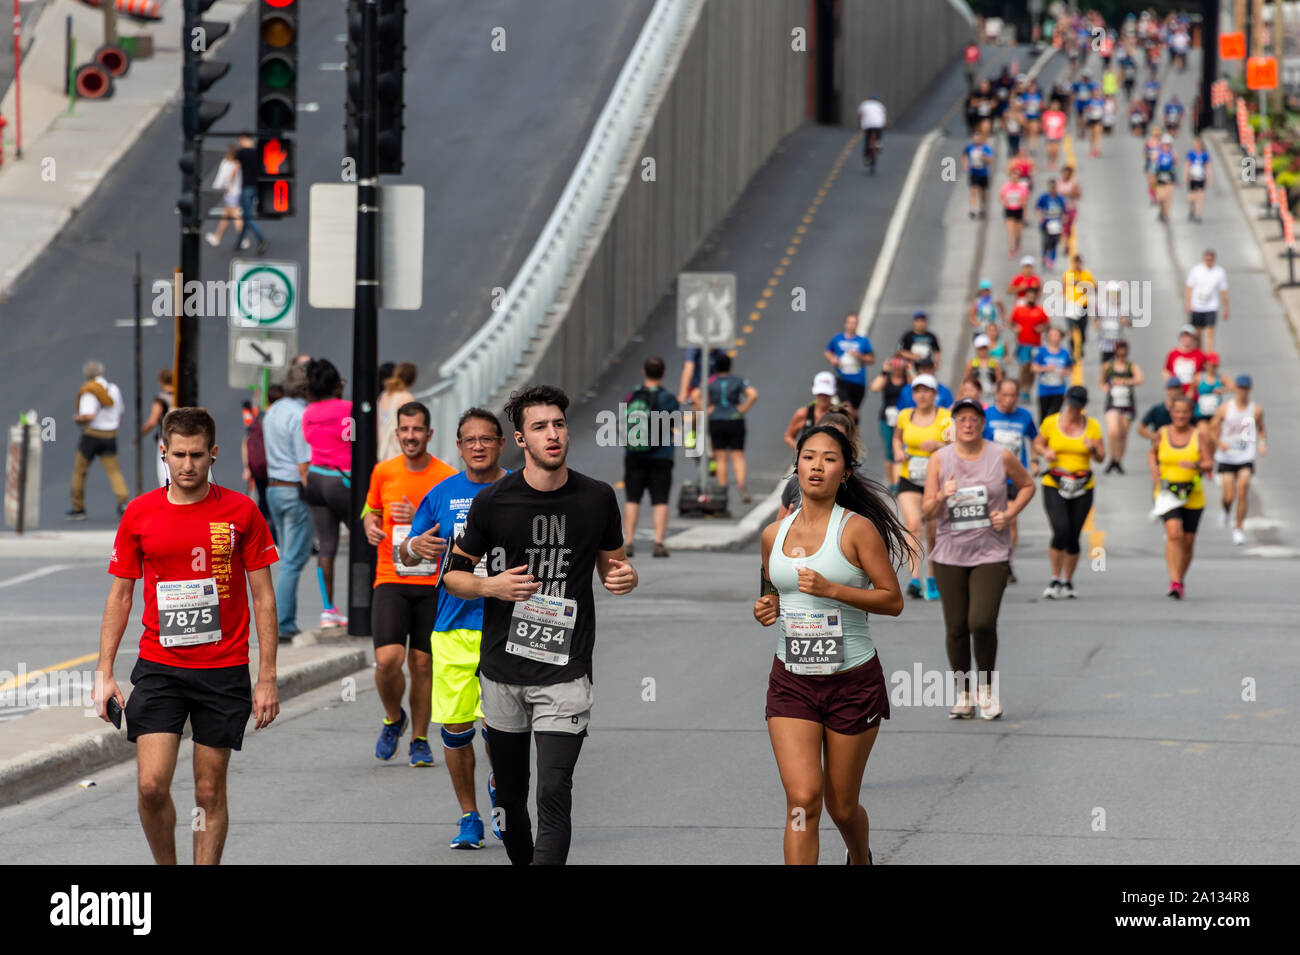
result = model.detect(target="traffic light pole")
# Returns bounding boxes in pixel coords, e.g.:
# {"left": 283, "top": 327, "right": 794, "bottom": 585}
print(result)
{"left": 177, "top": 180, "right": 201, "bottom": 408}
{"left": 347, "top": 0, "right": 379, "bottom": 636}
{"left": 1199, "top": 0, "right": 1219, "bottom": 133}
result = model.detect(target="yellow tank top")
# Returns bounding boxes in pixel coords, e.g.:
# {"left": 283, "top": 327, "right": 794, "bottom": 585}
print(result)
{"left": 1040, "top": 413, "right": 1101, "bottom": 489}
{"left": 898, "top": 407, "right": 952, "bottom": 483}
{"left": 1157, "top": 426, "right": 1205, "bottom": 508}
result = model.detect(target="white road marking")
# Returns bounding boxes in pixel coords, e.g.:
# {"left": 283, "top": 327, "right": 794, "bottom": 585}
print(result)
{"left": 0, "top": 564, "right": 72, "bottom": 589}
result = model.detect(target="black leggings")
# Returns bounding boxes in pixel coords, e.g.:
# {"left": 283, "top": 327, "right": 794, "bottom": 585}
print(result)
{"left": 484, "top": 726, "right": 585, "bottom": 866}
{"left": 1043, "top": 485, "right": 1093, "bottom": 554}
{"left": 306, "top": 470, "right": 350, "bottom": 559}
{"left": 932, "top": 561, "right": 1009, "bottom": 692}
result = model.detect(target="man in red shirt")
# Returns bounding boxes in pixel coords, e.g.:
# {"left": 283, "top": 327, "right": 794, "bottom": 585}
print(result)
{"left": 1009, "top": 284, "right": 1050, "bottom": 400}
{"left": 96, "top": 407, "right": 280, "bottom": 865}
{"left": 1164, "top": 325, "right": 1206, "bottom": 393}
{"left": 1007, "top": 255, "right": 1043, "bottom": 303}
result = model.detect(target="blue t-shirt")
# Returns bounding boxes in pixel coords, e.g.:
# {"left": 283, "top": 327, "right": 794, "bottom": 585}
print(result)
{"left": 965, "top": 142, "right": 993, "bottom": 174}
{"left": 1164, "top": 102, "right": 1183, "bottom": 121}
{"left": 826, "top": 333, "right": 873, "bottom": 385}
{"left": 707, "top": 374, "right": 749, "bottom": 421}
{"left": 684, "top": 348, "right": 726, "bottom": 391}
{"left": 896, "top": 381, "right": 953, "bottom": 411}
{"left": 1033, "top": 346, "right": 1072, "bottom": 396}
{"left": 1022, "top": 91, "right": 1042, "bottom": 117}
{"left": 1036, "top": 193, "right": 1066, "bottom": 220}
{"left": 1072, "top": 81, "right": 1090, "bottom": 104}
{"left": 1144, "top": 81, "right": 1160, "bottom": 100}
{"left": 1186, "top": 149, "right": 1209, "bottom": 180}
{"left": 410, "top": 469, "right": 509, "bottom": 633}
{"left": 983, "top": 406, "right": 1038, "bottom": 467}
{"left": 1155, "top": 149, "right": 1176, "bottom": 173}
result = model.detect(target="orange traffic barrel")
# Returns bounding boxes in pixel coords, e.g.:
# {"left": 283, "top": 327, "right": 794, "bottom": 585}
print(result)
{"left": 78, "top": 0, "right": 162, "bottom": 21}
{"left": 94, "top": 43, "right": 130, "bottom": 77}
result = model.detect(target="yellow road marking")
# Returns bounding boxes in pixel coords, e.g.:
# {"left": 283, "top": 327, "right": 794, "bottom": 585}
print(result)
{"left": 0, "top": 651, "right": 100, "bottom": 694}
{"left": 742, "top": 324, "right": 753, "bottom": 333}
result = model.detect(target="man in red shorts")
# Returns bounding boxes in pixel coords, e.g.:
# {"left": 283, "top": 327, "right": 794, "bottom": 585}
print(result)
{"left": 96, "top": 407, "right": 281, "bottom": 865}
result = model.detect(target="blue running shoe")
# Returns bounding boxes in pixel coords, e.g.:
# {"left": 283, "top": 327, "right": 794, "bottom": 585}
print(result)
{"left": 375, "top": 708, "right": 407, "bottom": 761}
{"left": 487, "top": 772, "right": 502, "bottom": 840}
{"left": 924, "top": 577, "right": 941, "bottom": 601}
{"left": 450, "top": 811, "right": 485, "bottom": 850}
{"left": 906, "top": 578, "right": 923, "bottom": 599}
{"left": 409, "top": 736, "right": 434, "bottom": 767}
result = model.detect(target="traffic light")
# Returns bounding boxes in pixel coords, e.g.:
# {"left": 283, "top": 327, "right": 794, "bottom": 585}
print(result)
{"left": 257, "top": 0, "right": 298, "bottom": 132}
{"left": 258, "top": 135, "right": 294, "bottom": 218}
{"left": 344, "top": 0, "right": 363, "bottom": 165}
{"left": 177, "top": 144, "right": 202, "bottom": 219}
{"left": 181, "top": 0, "right": 231, "bottom": 139}
{"left": 376, "top": 0, "right": 406, "bottom": 174}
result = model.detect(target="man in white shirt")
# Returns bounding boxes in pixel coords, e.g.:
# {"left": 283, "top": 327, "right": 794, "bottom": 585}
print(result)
{"left": 70, "top": 360, "right": 130, "bottom": 519}
{"left": 1184, "top": 248, "right": 1229, "bottom": 353}
{"left": 857, "top": 96, "right": 886, "bottom": 164}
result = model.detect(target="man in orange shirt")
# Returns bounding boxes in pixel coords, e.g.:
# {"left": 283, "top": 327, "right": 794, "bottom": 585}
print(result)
{"left": 362, "top": 401, "right": 458, "bottom": 765}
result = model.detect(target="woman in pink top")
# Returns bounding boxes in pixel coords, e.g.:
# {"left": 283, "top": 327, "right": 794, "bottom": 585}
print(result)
{"left": 300, "top": 358, "right": 354, "bottom": 628}
{"left": 921, "top": 398, "right": 1034, "bottom": 721}
{"left": 999, "top": 176, "right": 1030, "bottom": 258}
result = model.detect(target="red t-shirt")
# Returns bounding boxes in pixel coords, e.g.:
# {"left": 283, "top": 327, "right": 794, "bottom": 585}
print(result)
{"left": 1043, "top": 110, "right": 1067, "bottom": 140}
{"left": 1009, "top": 273, "right": 1042, "bottom": 300}
{"left": 1008, "top": 157, "right": 1035, "bottom": 181}
{"left": 1164, "top": 347, "right": 1206, "bottom": 389}
{"left": 109, "top": 484, "right": 279, "bottom": 669}
{"left": 1011, "top": 304, "right": 1049, "bottom": 345}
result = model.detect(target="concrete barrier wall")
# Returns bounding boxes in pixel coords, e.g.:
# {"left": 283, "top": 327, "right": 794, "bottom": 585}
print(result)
{"left": 839, "top": 0, "right": 976, "bottom": 128}
{"left": 513, "top": 0, "right": 972, "bottom": 405}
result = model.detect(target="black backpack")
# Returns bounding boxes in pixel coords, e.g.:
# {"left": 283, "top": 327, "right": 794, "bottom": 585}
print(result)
{"left": 625, "top": 388, "right": 657, "bottom": 454}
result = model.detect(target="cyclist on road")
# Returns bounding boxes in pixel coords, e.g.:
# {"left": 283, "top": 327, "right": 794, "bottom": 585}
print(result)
{"left": 442, "top": 385, "right": 636, "bottom": 866}
{"left": 1099, "top": 340, "right": 1143, "bottom": 473}
{"left": 893, "top": 375, "right": 952, "bottom": 601}
{"left": 97, "top": 408, "right": 281, "bottom": 865}
{"left": 983, "top": 379, "right": 1039, "bottom": 583}
{"left": 1210, "top": 375, "right": 1266, "bottom": 546}
{"left": 755, "top": 424, "right": 914, "bottom": 865}
{"left": 1033, "top": 387, "right": 1105, "bottom": 599}
{"left": 1150, "top": 396, "right": 1212, "bottom": 599}
{"left": 362, "top": 401, "right": 458, "bottom": 766}
{"left": 924, "top": 397, "right": 1034, "bottom": 720}
{"left": 404, "top": 407, "right": 510, "bottom": 849}
{"left": 858, "top": 95, "right": 886, "bottom": 166}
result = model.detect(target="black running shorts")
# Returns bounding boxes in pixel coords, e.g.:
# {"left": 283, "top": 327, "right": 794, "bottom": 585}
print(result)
{"left": 126, "top": 657, "right": 252, "bottom": 750}
{"left": 371, "top": 582, "right": 438, "bottom": 653}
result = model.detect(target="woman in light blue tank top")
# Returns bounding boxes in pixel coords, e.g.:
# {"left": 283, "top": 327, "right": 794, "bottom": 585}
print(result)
{"left": 754, "top": 425, "right": 917, "bottom": 865}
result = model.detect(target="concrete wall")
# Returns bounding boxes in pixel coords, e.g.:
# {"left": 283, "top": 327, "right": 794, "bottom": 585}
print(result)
{"left": 839, "top": 0, "right": 976, "bottom": 128}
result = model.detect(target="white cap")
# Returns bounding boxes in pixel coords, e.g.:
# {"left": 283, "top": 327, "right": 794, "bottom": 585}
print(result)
{"left": 1020, "top": 255, "right": 1035, "bottom": 266}
{"left": 911, "top": 374, "right": 939, "bottom": 392}
{"left": 812, "top": 371, "right": 837, "bottom": 396}
{"left": 973, "top": 334, "right": 991, "bottom": 349}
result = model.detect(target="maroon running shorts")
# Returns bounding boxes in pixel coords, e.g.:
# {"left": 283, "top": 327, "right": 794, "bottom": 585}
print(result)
{"left": 765, "top": 653, "right": 890, "bottom": 735}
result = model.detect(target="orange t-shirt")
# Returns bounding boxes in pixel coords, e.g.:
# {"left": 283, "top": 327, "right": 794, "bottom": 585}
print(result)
{"left": 365, "top": 454, "right": 458, "bottom": 587}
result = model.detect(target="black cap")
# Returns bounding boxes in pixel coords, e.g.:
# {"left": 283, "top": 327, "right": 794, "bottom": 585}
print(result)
{"left": 1065, "top": 385, "right": 1088, "bottom": 408}
{"left": 950, "top": 398, "right": 986, "bottom": 418}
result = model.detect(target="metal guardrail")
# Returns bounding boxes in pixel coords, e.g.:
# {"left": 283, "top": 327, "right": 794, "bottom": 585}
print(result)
{"left": 414, "top": 0, "right": 698, "bottom": 457}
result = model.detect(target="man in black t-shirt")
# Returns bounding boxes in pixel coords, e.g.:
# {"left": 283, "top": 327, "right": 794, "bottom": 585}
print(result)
{"left": 233, "top": 133, "right": 269, "bottom": 254}
{"left": 445, "top": 384, "right": 636, "bottom": 865}
{"left": 898, "top": 311, "right": 942, "bottom": 374}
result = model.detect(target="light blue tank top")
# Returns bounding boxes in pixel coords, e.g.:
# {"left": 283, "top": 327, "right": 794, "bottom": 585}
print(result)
{"left": 768, "top": 503, "right": 874, "bottom": 670}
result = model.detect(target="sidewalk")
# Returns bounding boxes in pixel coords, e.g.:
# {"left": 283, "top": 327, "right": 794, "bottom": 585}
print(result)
{"left": 0, "top": 0, "right": 252, "bottom": 299}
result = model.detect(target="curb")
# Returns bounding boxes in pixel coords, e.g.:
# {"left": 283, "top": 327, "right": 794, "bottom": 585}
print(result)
{"left": 0, "top": 645, "right": 367, "bottom": 808}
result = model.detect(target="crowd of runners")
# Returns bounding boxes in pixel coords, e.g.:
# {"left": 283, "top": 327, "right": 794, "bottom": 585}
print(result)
{"left": 87, "top": 7, "right": 1272, "bottom": 868}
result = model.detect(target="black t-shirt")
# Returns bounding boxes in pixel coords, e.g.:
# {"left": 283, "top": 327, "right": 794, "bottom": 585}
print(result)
{"left": 1141, "top": 403, "right": 1173, "bottom": 432}
{"left": 458, "top": 468, "right": 623, "bottom": 686}
{"left": 899, "top": 330, "right": 940, "bottom": 360}
{"left": 876, "top": 374, "right": 905, "bottom": 422}
{"left": 235, "top": 147, "right": 259, "bottom": 189}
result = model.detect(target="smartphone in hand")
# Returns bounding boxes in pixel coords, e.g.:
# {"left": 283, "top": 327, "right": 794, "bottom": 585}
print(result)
{"left": 106, "top": 696, "right": 123, "bottom": 730}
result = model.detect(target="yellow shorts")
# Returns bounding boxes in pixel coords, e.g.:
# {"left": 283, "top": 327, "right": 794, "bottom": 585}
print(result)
{"left": 430, "top": 629, "right": 484, "bottom": 725}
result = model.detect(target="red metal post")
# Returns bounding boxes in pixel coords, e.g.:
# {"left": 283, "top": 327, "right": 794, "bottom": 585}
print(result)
{"left": 12, "top": 0, "right": 21, "bottom": 158}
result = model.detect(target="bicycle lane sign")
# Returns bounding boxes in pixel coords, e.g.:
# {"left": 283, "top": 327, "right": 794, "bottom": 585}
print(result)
{"left": 229, "top": 259, "right": 298, "bottom": 329}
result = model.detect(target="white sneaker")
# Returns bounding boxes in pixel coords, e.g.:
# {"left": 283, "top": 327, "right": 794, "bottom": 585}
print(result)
{"left": 1218, "top": 508, "right": 1229, "bottom": 529}
{"left": 978, "top": 685, "right": 1003, "bottom": 720}
{"left": 320, "top": 609, "right": 348, "bottom": 629}
{"left": 948, "top": 691, "right": 975, "bottom": 719}
{"left": 204, "top": 233, "right": 220, "bottom": 247}
{"left": 1042, "top": 580, "right": 1061, "bottom": 599}
{"left": 1232, "top": 528, "right": 1246, "bottom": 546}
{"left": 239, "top": 237, "right": 252, "bottom": 250}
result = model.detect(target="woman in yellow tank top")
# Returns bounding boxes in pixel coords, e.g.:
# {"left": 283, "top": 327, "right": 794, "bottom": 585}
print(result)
{"left": 1149, "top": 396, "right": 1212, "bottom": 599}
{"left": 891, "top": 375, "right": 952, "bottom": 600}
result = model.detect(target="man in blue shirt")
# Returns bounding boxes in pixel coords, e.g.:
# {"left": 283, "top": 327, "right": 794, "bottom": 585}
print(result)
{"left": 1031, "top": 325, "right": 1073, "bottom": 422}
{"left": 963, "top": 130, "right": 994, "bottom": 219}
{"left": 895, "top": 357, "right": 953, "bottom": 410}
{"left": 983, "top": 378, "right": 1039, "bottom": 582}
{"left": 824, "top": 311, "right": 875, "bottom": 419}
{"left": 405, "top": 407, "right": 510, "bottom": 850}
{"left": 1035, "top": 179, "right": 1066, "bottom": 270}
{"left": 261, "top": 362, "right": 313, "bottom": 638}
{"left": 622, "top": 356, "right": 680, "bottom": 558}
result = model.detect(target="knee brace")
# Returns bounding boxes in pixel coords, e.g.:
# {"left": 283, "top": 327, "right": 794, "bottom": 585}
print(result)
{"left": 440, "top": 726, "right": 475, "bottom": 750}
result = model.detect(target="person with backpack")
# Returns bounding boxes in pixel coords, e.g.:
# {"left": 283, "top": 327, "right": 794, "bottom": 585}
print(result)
{"left": 622, "top": 357, "right": 681, "bottom": 559}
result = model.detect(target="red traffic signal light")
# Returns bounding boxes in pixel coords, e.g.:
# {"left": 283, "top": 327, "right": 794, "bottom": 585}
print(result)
{"left": 261, "top": 137, "right": 293, "bottom": 176}
{"left": 258, "top": 178, "right": 293, "bottom": 218}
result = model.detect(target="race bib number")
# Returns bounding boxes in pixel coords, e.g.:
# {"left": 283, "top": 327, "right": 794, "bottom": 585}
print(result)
{"left": 1173, "top": 356, "right": 1196, "bottom": 384}
{"left": 1232, "top": 422, "right": 1255, "bottom": 453}
{"left": 1040, "top": 369, "right": 1064, "bottom": 388}
{"left": 993, "top": 427, "right": 1022, "bottom": 455}
{"left": 911, "top": 341, "right": 931, "bottom": 360}
{"left": 1189, "top": 162, "right": 1205, "bottom": 179}
{"left": 782, "top": 609, "right": 845, "bottom": 675}
{"left": 1054, "top": 471, "right": 1090, "bottom": 500}
{"left": 1192, "top": 288, "right": 1213, "bottom": 310}
{"left": 1197, "top": 392, "right": 1221, "bottom": 417}
{"left": 156, "top": 578, "right": 222, "bottom": 648}
{"left": 391, "top": 524, "right": 438, "bottom": 577}
{"left": 907, "top": 455, "right": 929, "bottom": 483}
{"left": 1087, "top": 105, "right": 1103, "bottom": 119}
{"left": 1044, "top": 218, "right": 1062, "bottom": 235}
{"left": 885, "top": 406, "right": 899, "bottom": 427}
{"left": 838, "top": 350, "right": 861, "bottom": 375}
{"left": 969, "top": 150, "right": 985, "bottom": 169}
{"left": 451, "top": 521, "right": 489, "bottom": 578}
{"left": 948, "top": 485, "right": 991, "bottom": 530}
{"left": 1110, "top": 384, "right": 1132, "bottom": 407}
{"left": 506, "top": 593, "right": 576, "bottom": 666}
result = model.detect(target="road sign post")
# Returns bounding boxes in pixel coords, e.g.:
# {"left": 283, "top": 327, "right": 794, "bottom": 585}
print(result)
{"left": 677, "top": 272, "right": 736, "bottom": 507}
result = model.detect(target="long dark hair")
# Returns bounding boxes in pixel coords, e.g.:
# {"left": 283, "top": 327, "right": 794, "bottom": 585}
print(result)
{"left": 794, "top": 425, "right": 918, "bottom": 569}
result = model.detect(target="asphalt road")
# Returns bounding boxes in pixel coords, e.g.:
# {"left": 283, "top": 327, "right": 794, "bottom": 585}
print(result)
{"left": 0, "top": 0, "right": 653, "bottom": 526}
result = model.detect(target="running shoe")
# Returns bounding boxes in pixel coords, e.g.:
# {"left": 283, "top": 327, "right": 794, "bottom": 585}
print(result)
{"left": 320, "top": 608, "right": 348, "bottom": 629}
{"left": 978, "top": 685, "right": 1003, "bottom": 720}
{"left": 1113, "top": 462, "right": 1125, "bottom": 474}
{"left": 924, "top": 577, "right": 941, "bottom": 601}
{"left": 204, "top": 233, "right": 219, "bottom": 247}
{"left": 256, "top": 239, "right": 271, "bottom": 255}
{"left": 948, "top": 691, "right": 975, "bottom": 719}
{"left": 375, "top": 708, "right": 408, "bottom": 761}
{"left": 652, "top": 542, "right": 670, "bottom": 558}
{"left": 450, "top": 811, "right": 485, "bottom": 850}
{"left": 906, "top": 578, "right": 923, "bottom": 599}
{"left": 409, "top": 736, "right": 434, "bottom": 767}
{"left": 1232, "top": 527, "right": 1246, "bottom": 546}
{"left": 487, "top": 772, "right": 502, "bottom": 840}
{"left": 625, "top": 541, "right": 635, "bottom": 558}
{"left": 1042, "top": 579, "right": 1061, "bottom": 599}
{"left": 1167, "top": 580, "right": 1182, "bottom": 599}
{"left": 65, "top": 509, "right": 87, "bottom": 521}
{"left": 1218, "top": 508, "right": 1230, "bottom": 529}
{"left": 1062, "top": 580, "right": 1076, "bottom": 598}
